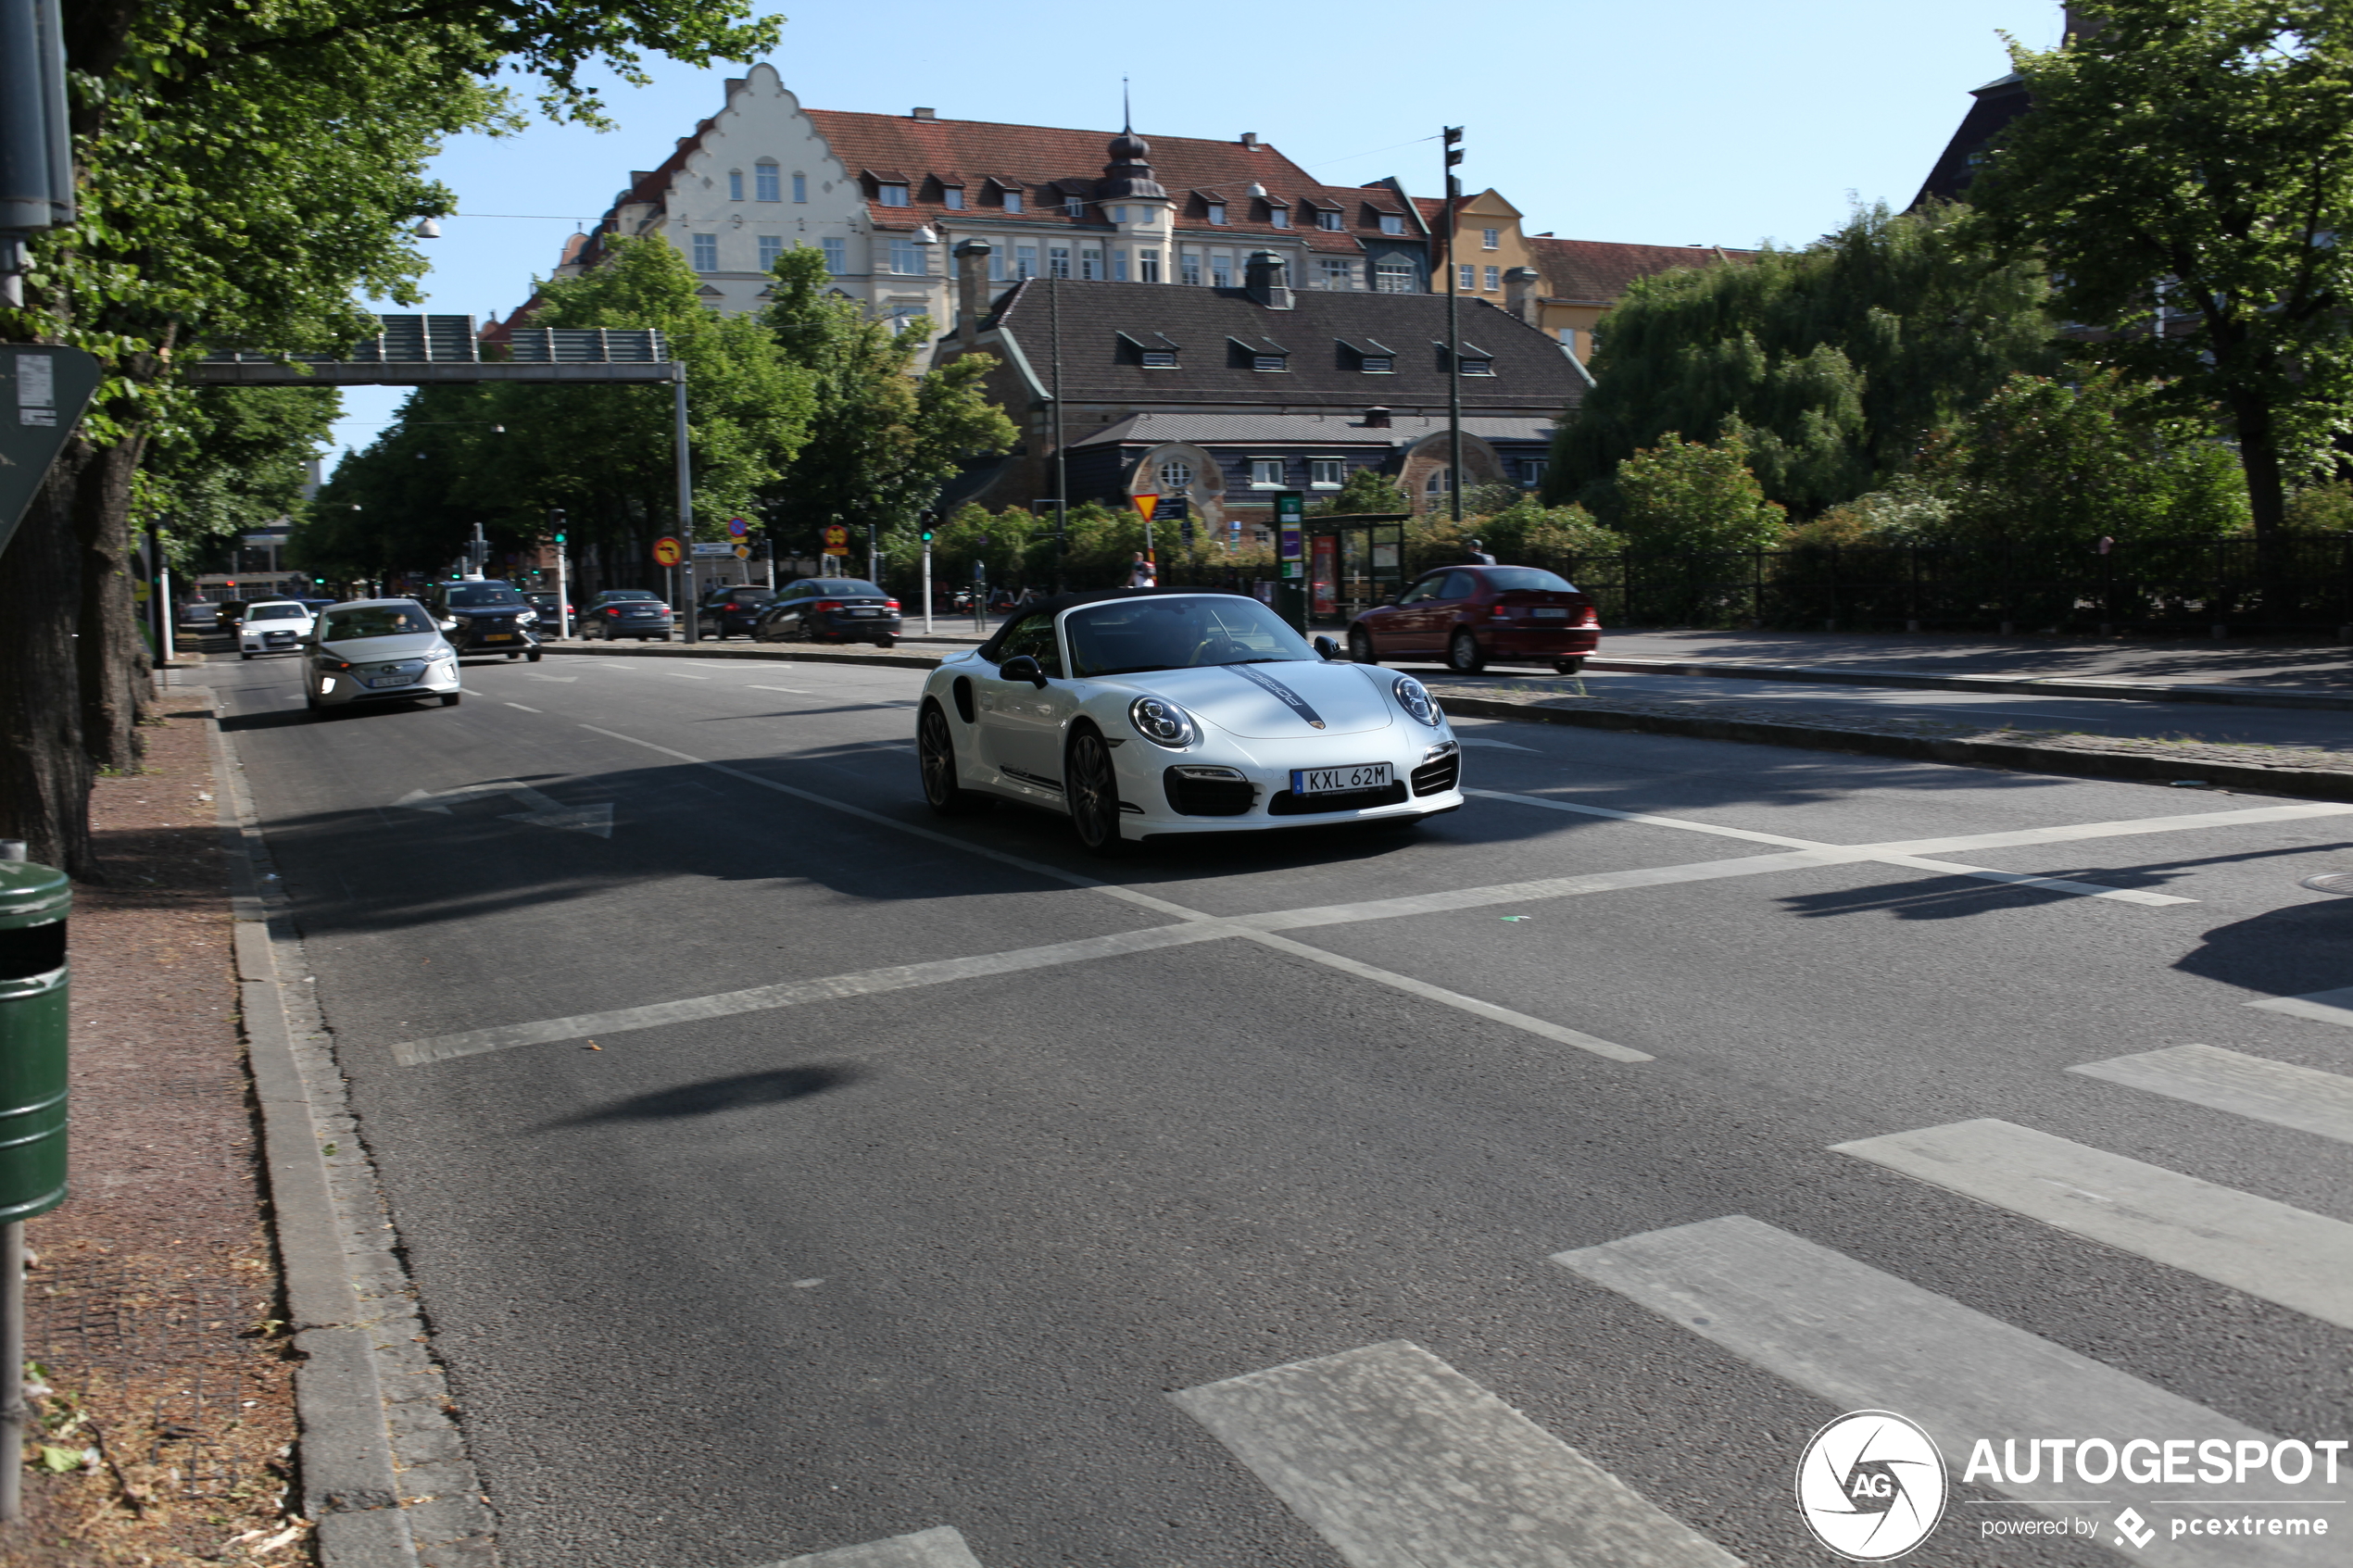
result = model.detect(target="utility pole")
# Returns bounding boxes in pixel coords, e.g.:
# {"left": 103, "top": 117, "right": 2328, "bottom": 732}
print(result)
{"left": 673, "top": 367, "right": 698, "bottom": 642}
{"left": 1051, "top": 275, "right": 1068, "bottom": 593}
{"left": 1442, "top": 125, "right": 1466, "bottom": 525}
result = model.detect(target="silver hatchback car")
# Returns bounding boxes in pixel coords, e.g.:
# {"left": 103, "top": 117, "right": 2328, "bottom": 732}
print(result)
{"left": 304, "top": 599, "right": 464, "bottom": 716}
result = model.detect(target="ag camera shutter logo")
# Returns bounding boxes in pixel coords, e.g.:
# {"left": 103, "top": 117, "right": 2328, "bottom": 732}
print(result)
{"left": 1797, "top": 1411, "right": 1948, "bottom": 1561}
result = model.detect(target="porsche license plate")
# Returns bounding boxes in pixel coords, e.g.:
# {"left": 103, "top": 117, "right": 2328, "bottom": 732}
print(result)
{"left": 1291, "top": 762, "right": 1393, "bottom": 795}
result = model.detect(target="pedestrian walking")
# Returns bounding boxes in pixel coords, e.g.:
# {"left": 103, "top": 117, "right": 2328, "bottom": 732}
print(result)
{"left": 1463, "top": 537, "right": 1497, "bottom": 565}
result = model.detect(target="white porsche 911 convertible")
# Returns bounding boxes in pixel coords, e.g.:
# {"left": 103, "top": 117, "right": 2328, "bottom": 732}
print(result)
{"left": 915, "top": 589, "right": 1463, "bottom": 853}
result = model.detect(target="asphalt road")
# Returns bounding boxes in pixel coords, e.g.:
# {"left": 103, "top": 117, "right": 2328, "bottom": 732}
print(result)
{"left": 209, "top": 648, "right": 2353, "bottom": 1568}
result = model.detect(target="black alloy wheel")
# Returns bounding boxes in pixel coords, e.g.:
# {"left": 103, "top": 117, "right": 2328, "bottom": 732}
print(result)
{"left": 918, "top": 702, "right": 985, "bottom": 816}
{"left": 1349, "top": 626, "right": 1378, "bottom": 665}
{"left": 1065, "top": 727, "right": 1126, "bottom": 856}
{"left": 1447, "top": 628, "right": 1487, "bottom": 674}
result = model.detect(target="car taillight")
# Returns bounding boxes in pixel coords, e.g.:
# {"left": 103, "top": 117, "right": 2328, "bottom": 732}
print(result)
{"left": 721, "top": 602, "right": 738, "bottom": 611}
{"left": 813, "top": 598, "right": 843, "bottom": 612}
{"left": 1579, "top": 607, "right": 1599, "bottom": 626}
{"left": 883, "top": 599, "right": 900, "bottom": 612}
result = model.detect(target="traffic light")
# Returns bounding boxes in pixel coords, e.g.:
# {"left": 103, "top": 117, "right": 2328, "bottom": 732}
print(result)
{"left": 919, "top": 508, "right": 937, "bottom": 544}
{"left": 1443, "top": 126, "right": 1463, "bottom": 169}
{"left": 548, "top": 507, "right": 567, "bottom": 546}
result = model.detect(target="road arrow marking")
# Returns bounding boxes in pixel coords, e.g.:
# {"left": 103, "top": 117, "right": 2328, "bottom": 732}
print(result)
{"left": 394, "top": 780, "right": 613, "bottom": 837}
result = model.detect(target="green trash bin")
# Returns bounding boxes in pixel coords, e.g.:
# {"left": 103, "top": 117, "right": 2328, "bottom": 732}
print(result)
{"left": 0, "top": 857, "right": 68, "bottom": 1223}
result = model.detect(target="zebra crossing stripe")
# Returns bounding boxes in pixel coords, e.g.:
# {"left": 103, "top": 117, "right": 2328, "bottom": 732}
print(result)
{"left": 2070, "top": 1045, "right": 2353, "bottom": 1146}
{"left": 1552, "top": 1217, "right": 2341, "bottom": 1562}
{"left": 749, "top": 1526, "right": 984, "bottom": 1568}
{"left": 1172, "top": 1340, "right": 1741, "bottom": 1568}
{"left": 1832, "top": 1120, "right": 2353, "bottom": 1331}
{"left": 2246, "top": 986, "right": 2353, "bottom": 1031}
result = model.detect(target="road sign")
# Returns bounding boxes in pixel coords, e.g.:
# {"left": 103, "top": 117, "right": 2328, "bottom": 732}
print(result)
{"left": 652, "top": 536, "right": 683, "bottom": 566}
{"left": 691, "top": 541, "right": 735, "bottom": 558}
{"left": 734, "top": 545, "right": 750, "bottom": 559}
{"left": 1133, "top": 494, "right": 1158, "bottom": 522}
{"left": 823, "top": 524, "right": 849, "bottom": 557}
{"left": 727, "top": 517, "right": 749, "bottom": 538}
{"left": 0, "top": 346, "right": 101, "bottom": 558}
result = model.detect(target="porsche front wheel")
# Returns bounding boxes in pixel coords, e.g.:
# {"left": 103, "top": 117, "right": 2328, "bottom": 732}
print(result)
{"left": 1065, "top": 727, "right": 1126, "bottom": 856}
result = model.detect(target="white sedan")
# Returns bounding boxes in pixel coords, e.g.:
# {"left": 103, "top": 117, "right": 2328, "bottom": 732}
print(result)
{"left": 303, "top": 599, "right": 463, "bottom": 716}
{"left": 915, "top": 590, "right": 1463, "bottom": 853}
{"left": 237, "top": 599, "right": 316, "bottom": 659}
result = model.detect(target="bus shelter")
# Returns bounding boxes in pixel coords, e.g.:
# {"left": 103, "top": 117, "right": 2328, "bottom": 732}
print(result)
{"left": 1306, "top": 513, "right": 1411, "bottom": 627}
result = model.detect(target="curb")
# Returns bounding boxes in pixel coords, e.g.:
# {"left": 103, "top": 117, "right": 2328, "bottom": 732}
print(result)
{"left": 1431, "top": 693, "right": 2353, "bottom": 803}
{"left": 1583, "top": 655, "right": 2353, "bottom": 712}
{"left": 195, "top": 678, "right": 498, "bottom": 1568}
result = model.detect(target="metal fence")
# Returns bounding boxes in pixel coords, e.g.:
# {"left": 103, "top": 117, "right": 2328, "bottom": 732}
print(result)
{"left": 1514, "top": 536, "right": 2353, "bottom": 636}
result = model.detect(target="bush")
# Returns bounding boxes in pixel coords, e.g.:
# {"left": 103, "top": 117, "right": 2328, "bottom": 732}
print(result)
{"left": 1612, "top": 433, "right": 1786, "bottom": 552}
{"left": 2287, "top": 481, "right": 2353, "bottom": 533}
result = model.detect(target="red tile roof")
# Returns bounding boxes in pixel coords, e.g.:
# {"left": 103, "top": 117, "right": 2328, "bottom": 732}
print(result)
{"left": 1529, "top": 237, "right": 1758, "bottom": 305}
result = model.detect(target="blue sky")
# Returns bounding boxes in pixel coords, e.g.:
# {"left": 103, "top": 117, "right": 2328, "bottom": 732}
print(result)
{"left": 325, "top": 0, "right": 2067, "bottom": 462}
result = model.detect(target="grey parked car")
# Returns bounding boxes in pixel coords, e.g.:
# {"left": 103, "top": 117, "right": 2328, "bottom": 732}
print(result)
{"left": 582, "top": 589, "right": 674, "bottom": 641}
{"left": 303, "top": 600, "right": 463, "bottom": 716}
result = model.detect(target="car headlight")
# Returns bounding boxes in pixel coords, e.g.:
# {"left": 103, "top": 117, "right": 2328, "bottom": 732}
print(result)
{"left": 518, "top": 609, "right": 537, "bottom": 623}
{"left": 1392, "top": 675, "right": 1441, "bottom": 727}
{"left": 424, "top": 646, "right": 456, "bottom": 663}
{"left": 1128, "top": 695, "right": 1198, "bottom": 749}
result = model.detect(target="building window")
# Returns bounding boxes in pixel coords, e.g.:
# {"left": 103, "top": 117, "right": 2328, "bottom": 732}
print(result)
{"left": 1379, "top": 214, "right": 1403, "bottom": 235}
{"left": 1311, "top": 458, "right": 1346, "bottom": 488}
{"left": 1559, "top": 326, "right": 1579, "bottom": 357}
{"left": 1520, "top": 458, "right": 1549, "bottom": 485}
{"left": 1206, "top": 202, "right": 1227, "bottom": 225}
{"left": 1016, "top": 244, "right": 1038, "bottom": 280}
{"left": 758, "top": 234, "right": 783, "bottom": 269}
{"left": 1317, "top": 208, "right": 1343, "bottom": 231}
{"left": 1211, "top": 251, "right": 1234, "bottom": 287}
{"left": 1250, "top": 458, "right": 1286, "bottom": 485}
{"left": 988, "top": 247, "right": 1007, "bottom": 282}
{"left": 1139, "top": 248, "right": 1162, "bottom": 283}
{"left": 793, "top": 172, "right": 807, "bottom": 203}
{"left": 1065, "top": 196, "right": 1086, "bottom": 218}
{"left": 1049, "top": 245, "right": 1071, "bottom": 278}
{"left": 1159, "top": 459, "right": 1194, "bottom": 489}
{"left": 1110, "top": 205, "right": 1126, "bottom": 224}
{"left": 943, "top": 186, "right": 964, "bottom": 210}
{"left": 1112, "top": 248, "right": 1128, "bottom": 281}
{"left": 1141, "top": 349, "right": 1177, "bottom": 368}
{"left": 1483, "top": 266, "right": 1500, "bottom": 291}
{"left": 1460, "top": 357, "right": 1494, "bottom": 376}
{"left": 887, "top": 305, "right": 926, "bottom": 334}
{"left": 1425, "top": 467, "right": 1453, "bottom": 496}
{"left": 1180, "top": 250, "right": 1202, "bottom": 286}
{"left": 821, "top": 236, "right": 847, "bottom": 273}
{"left": 1360, "top": 355, "right": 1393, "bottom": 373}
{"left": 1482, "top": 227, "right": 1499, "bottom": 249}
{"left": 1252, "top": 353, "right": 1287, "bottom": 372}
{"left": 889, "top": 237, "right": 923, "bottom": 274}
{"left": 1081, "top": 246, "right": 1103, "bottom": 280}
{"left": 1268, "top": 205, "right": 1290, "bottom": 228}
{"left": 1002, "top": 190, "right": 1023, "bottom": 214}
{"left": 1375, "top": 261, "right": 1413, "bottom": 293}
{"left": 691, "top": 232, "right": 719, "bottom": 270}
{"left": 878, "top": 182, "right": 909, "bottom": 207}
{"left": 1458, "top": 263, "right": 1476, "bottom": 290}
{"left": 749, "top": 163, "right": 775, "bottom": 202}
{"left": 728, "top": 169, "right": 745, "bottom": 201}
{"left": 1319, "top": 257, "right": 1356, "bottom": 290}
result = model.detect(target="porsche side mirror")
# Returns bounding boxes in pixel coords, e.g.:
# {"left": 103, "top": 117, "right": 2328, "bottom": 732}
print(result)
{"left": 1313, "top": 635, "right": 1342, "bottom": 660}
{"left": 1000, "top": 653, "right": 1050, "bottom": 689}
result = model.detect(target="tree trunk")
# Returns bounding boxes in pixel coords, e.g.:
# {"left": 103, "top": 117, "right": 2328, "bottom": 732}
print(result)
{"left": 2233, "top": 395, "right": 2287, "bottom": 545}
{"left": 76, "top": 432, "right": 151, "bottom": 770}
{"left": 0, "top": 442, "right": 95, "bottom": 873}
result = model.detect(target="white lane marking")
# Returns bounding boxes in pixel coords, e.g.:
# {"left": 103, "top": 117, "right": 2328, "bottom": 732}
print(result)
{"left": 2246, "top": 986, "right": 2353, "bottom": 1030}
{"left": 1243, "top": 931, "right": 1649, "bottom": 1060}
{"left": 1832, "top": 1119, "right": 2353, "bottom": 1330}
{"left": 1454, "top": 735, "right": 1540, "bottom": 753}
{"left": 749, "top": 684, "right": 812, "bottom": 694}
{"left": 523, "top": 674, "right": 578, "bottom": 683}
{"left": 504, "top": 703, "right": 542, "bottom": 713}
{"left": 2071, "top": 1044, "right": 2353, "bottom": 1144}
{"left": 670, "top": 672, "right": 709, "bottom": 680}
{"left": 390, "top": 921, "right": 1241, "bottom": 1065}
{"left": 1172, "top": 1341, "right": 1738, "bottom": 1568}
{"left": 392, "top": 779, "right": 612, "bottom": 838}
{"left": 758, "top": 1525, "right": 988, "bottom": 1568}
{"left": 1553, "top": 1216, "right": 2338, "bottom": 1549}
{"left": 1864, "top": 801, "right": 2353, "bottom": 859}
{"left": 1469, "top": 789, "right": 2190, "bottom": 905}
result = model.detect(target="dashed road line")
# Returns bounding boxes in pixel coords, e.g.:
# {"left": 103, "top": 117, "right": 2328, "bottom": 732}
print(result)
{"left": 2071, "top": 1044, "right": 2353, "bottom": 1145}
{"left": 2246, "top": 986, "right": 2353, "bottom": 1032}
{"left": 1173, "top": 1340, "right": 1738, "bottom": 1568}
{"left": 1832, "top": 1119, "right": 2353, "bottom": 1329}
{"left": 504, "top": 703, "right": 541, "bottom": 713}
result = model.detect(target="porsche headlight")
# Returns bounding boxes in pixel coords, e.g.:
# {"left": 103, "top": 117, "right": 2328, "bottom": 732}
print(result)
{"left": 1392, "top": 675, "right": 1441, "bottom": 727}
{"left": 1128, "top": 695, "right": 1198, "bottom": 749}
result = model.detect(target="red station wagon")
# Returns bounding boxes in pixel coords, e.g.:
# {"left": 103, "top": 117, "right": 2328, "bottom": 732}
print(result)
{"left": 1347, "top": 564, "right": 1602, "bottom": 675}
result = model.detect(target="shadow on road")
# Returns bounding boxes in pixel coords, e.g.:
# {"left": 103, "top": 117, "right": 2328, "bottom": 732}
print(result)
{"left": 553, "top": 1064, "right": 861, "bottom": 1125}
{"left": 2176, "top": 895, "right": 2353, "bottom": 999}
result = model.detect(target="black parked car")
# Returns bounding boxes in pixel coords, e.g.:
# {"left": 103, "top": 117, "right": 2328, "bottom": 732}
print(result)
{"left": 696, "top": 584, "right": 777, "bottom": 640}
{"left": 749, "top": 579, "right": 902, "bottom": 647}
{"left": 581, "top": 589, "right": 673, "bottom": 641}
{"left": 423, "top": 579, "right": 543, "bottom": 661}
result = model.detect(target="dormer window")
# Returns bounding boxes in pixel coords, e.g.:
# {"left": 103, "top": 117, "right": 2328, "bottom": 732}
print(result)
{"left": 1066, "top": 196, "right": 1086, "bottom": 218}
{"left": 1268, "top": 204, "right": 1290, "bottom": 229}
{"left": 1142, "top": 349, "right": 1177, "bottom": 369}
{"left": 1340, "top": 335, "right": 1395, "bottom": 372}
{"left": 942, "top": 186, "right": 965, "bottom": 210}
{"left": 1379, "top": 213, "right": 1403, "bottom": 235}
{"left": 1461, "top": 357, "right": 1494, "bottom": 376}
{"left": 1231, "top": 334, "right": 1289, "bottom": 371}
{"left": 1118, "top": 330, "right": 1183, "bottom": 368}
{"left": 1253, "top": 353, "right": 1287, "bottom": 371}
{"left": 1362, "top": 356, "right": 1394, "bottom": 373}
{"left": 877, "top": 182, "right": 909, "bottom": 207}
{"left": 1315, "top": 207, "right": 1344, "bottom": 232}
{"left": 1003, "top": 190, "right": 1023, "bottom": 214}
{"left": 1206, "top": 202, "right": 1227, "bottom": 225}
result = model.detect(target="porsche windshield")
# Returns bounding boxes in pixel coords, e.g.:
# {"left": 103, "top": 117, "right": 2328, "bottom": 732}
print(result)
{"left": 1064, "top": 596, "right": 1317, "bottom": 678}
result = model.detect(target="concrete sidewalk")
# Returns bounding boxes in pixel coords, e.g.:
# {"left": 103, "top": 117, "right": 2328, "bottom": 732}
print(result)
{"left": 1594, "top": 627, "right": 2353, "bottom": 688}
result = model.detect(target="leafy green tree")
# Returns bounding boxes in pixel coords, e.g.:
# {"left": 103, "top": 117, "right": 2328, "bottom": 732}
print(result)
{"left": 142, "top": 386, "right": 341, "bottom": 570}
{"left": 1966, "top": 0, "right": 2353, "bottom": 542}
{"left": 2, "top": 0, "right": 783, "bottom": 871}
{"left": 1611, "top": 434, "right": 1788, "bottom": 552}
{"left": 1308, "top": 467, "right": 1410, "bottom": 516}
{"left": 761, "top": 247, "right": 1017, "bottom": 564}
{"left": 1547, "top": 205, "right": 2054, "bottom": 520}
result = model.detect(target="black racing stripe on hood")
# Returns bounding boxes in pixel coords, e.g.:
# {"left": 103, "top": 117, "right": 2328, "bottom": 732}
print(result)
{"left": 1225, "top": 663, "right": 1325, "bottom": 730}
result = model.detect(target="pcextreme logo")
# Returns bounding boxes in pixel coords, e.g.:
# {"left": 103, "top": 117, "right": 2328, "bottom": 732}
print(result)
{"left": 1797, "top": 1411, "right": 1948, "bottom": 1562}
